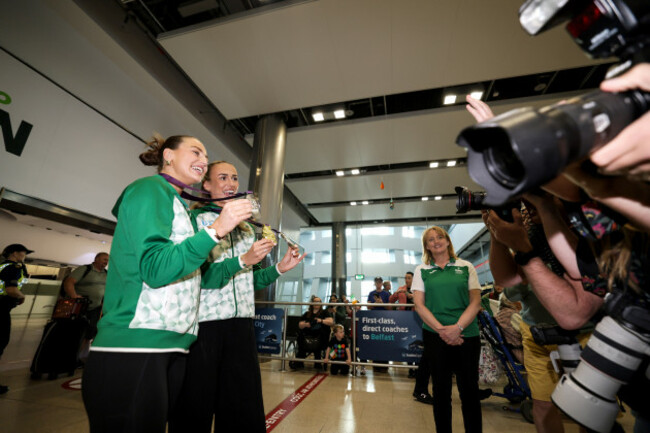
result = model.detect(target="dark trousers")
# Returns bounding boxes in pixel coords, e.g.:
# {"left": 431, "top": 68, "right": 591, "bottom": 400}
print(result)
{"left": 82, "top": 351, "right": 186, "bottom": 433}
{"left": 424, "top": 329, "right": 482, "bottom": 433}
{"left": 84, "top": 307, "right": 102, "bottom": 340}
{"left": 168, "top": 318, "right": 265, "bottom": 433}
{"left": 0, "top": 297, "right": 16, "bottom": 358}
{"left": 329, "top": 362, "right": 350, "bottom": 375}
{"left": 414, "top": 349, "right": 431, "bottom": 394}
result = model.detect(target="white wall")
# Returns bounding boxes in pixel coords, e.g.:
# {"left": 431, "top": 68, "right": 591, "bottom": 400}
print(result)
{"left": 0, "top": 0, "right": 307, "bottom": 265}
{"left": 0, "top": 0, "right": 246, "bottom": 220}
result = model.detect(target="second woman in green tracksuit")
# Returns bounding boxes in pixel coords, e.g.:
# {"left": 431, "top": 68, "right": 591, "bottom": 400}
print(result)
{"left": 169, "top": 161, "right": 304, "bottom": 433}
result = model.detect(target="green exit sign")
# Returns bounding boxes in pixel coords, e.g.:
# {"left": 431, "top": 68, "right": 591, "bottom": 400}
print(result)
{"left": 355, "top": 274, "right": 365, "bottom": 280}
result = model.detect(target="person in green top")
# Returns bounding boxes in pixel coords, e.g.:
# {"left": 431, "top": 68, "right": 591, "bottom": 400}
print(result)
{"left": 169, "top": 161, "right": 304, "bottom": 433}
{"left": 412, "top": 226, "right": 482, "bottom": 433}
{"left": 82, "top": 135, "right": 253, "bottom": 433}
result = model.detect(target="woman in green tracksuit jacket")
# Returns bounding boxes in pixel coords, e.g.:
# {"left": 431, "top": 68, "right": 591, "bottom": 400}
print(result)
{"left": 169, "top": 161, "right": 304, "bottom": 433}
{"left": 82, "top": 136, "right": 253, "bottom": 433}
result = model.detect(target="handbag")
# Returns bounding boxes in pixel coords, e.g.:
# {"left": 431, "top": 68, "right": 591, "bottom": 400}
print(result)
{"left": 51, "top": 297, "right": 90, "bottom": 320}
{"left": 478, "top": 343, "right": 503, "bottom": 385}
{"left": 300, "top": 335, "right": 322, "bottom": 353}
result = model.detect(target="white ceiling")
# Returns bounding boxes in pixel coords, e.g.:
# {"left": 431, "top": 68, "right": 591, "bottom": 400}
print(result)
{"left": 156, "top": 0, "right": 602, "bottom": 225}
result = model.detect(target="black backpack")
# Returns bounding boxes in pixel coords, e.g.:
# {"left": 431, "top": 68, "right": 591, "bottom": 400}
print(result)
{"left": 58, "top": 264, "right": 93, "bottom": 298}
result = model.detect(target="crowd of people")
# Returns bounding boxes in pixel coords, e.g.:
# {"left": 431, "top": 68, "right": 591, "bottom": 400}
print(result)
{"left": 2, "top": 58, "right": 648, "bottom": 433}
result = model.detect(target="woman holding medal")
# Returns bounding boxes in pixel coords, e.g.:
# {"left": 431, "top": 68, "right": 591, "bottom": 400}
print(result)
{"left": 169, "top": 161, "right": 305, "bottom": 433}
{"left": 82, "top": 135, "right": 252, "bottom": 433}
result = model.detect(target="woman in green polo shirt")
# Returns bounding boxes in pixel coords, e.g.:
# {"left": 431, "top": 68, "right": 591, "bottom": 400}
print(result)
{"left": 412, "top": 226, "right": 482, "bottom": 433}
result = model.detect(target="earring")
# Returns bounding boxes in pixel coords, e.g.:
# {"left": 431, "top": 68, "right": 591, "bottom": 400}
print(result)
{"left": 165, "top": 159, "right": 171, "bottom": 166}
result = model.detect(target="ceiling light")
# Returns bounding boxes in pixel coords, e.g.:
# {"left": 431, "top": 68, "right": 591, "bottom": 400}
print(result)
{"left": 447, "top": 160, "right": 457, "bottom": 167}
{"left": 335, "top": 170, "right": 345, "bottom": 177}
{"left": 443, "top": 94, "right": 457, "bottom": 105}
{"left": 434, "top": 196, "right": 442, "bottom": 200}
{"left": 312, "top": 112, "right": 324, "bottom": 122}
{"left": 333, "top": 109, "right": 346, "bottom": 119}
{"left": 362, "top": 201, "right": 369, "bottom": 205}
{"left": 470, "top": 91, "right": 483, "bottom": 100}
{"left": 350, "top": 201, "right": 357, "bottom": 206}
{"left": 422, "top": 197, "right": 429, "bottom": 201}
{"left": 429, "top": 162, "right": 439, "bottom": 168}
{"left": 350, "top": 169, "right": 360, "bottom": 175}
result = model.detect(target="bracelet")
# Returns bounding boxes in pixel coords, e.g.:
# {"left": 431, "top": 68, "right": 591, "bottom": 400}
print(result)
{"left": 457, "top": 323, "right": 464, "bottom": 331}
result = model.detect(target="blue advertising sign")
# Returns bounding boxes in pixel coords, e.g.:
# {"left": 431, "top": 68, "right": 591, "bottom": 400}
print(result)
{"left": 356, "top": 310, "right": 423, "bottom": 362}
{"left": 254, "top": 307, "right": 284, "bottom": 354}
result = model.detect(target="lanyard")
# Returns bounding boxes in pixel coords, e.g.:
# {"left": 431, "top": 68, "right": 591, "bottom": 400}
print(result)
{"left": 159, "top": 173, "right": 251, "bottom": 203}
{"left": 159, "top": 174, "right": 304, "bottom": 250}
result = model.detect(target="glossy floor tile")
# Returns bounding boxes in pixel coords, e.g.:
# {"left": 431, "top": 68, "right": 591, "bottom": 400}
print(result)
{"left": 0, "top": 318, "right": 638, "bottom": 432}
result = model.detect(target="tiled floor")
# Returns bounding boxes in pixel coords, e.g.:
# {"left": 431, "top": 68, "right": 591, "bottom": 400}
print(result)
{"left": 0, "top": 318, "right": 638, "bottom": 432}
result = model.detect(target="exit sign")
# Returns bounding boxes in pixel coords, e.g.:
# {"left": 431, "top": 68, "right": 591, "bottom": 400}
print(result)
{"left": 355, "top": 274, "right": 365, "bottom": 280}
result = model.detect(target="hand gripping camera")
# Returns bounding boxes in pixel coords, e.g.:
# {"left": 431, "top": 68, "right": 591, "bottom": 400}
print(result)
{"left": 456, "top": 0, "right": 650, "bottom": 206}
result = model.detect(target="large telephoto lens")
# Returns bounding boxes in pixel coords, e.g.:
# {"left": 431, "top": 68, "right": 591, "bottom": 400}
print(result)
{"left": 457, "top": 90, "right": 650, "bottom": 206}
{"left": 551, "top": 316, "right": 650, "bottom": 433}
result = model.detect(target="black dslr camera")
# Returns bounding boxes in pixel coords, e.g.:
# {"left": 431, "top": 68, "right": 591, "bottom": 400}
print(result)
{"left": 457, "top": 0, "right": 650, "bottom": 206}
{"left": 454, "top": 186, "right": 520, "bottom": 222}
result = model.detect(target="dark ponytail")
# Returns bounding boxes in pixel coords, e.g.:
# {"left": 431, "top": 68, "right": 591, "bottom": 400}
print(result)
{"left": 138, "top": 134, "right": 193, "bottom": 172}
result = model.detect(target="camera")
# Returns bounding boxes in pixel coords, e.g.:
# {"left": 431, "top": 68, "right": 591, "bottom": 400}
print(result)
{"left": 551, "top": 289, "right": 650, "bottom": 433}
{"left": 530, "top": 324, "right": 582, "bottom": 374}
{"left": 456, "top": 0, "right": 650, "bottom": 206}
{"left": 454, "top": 186, "right": 520, "bottom": 222}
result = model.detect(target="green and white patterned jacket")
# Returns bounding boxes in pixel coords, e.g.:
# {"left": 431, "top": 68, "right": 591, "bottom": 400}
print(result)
{"left": 92, "top": 175, "right": 219, "bottom": 353}
{"left": 194, "top": 208, "right": 280, "bottom": 322}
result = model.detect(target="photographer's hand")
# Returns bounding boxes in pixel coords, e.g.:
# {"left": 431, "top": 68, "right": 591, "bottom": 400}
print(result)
{"left": 486, "top": 209, "right": 533, "bottom": 253}
{"left": 465, "top": 95, "right": 495, "bottom": 123}
{"left": 591, "top": 63, "right": 650, "bottom": 177}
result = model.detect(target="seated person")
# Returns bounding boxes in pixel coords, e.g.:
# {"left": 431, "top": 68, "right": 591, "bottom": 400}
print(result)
{"left": 324, "top": 324, "right": 351, "bottom": 375}
{"left": 292, "top": 296, "right": 334, "bottom": 370}
{"left": 495, "top": 293, "right": 524, "bottom": 364}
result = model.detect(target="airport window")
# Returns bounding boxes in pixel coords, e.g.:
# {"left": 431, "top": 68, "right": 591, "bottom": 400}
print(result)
{"left": 360, "top": 248, "right": 395, "bottom": 264}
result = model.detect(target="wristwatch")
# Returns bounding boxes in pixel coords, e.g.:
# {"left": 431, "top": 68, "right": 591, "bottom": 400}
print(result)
{"left": 513, "top": 249, "right": 539, "bottom": 266}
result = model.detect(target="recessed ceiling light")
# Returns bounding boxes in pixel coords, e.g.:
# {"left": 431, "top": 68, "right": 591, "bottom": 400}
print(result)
{"left": 350, "top": 169, "right": 360, "bottom": 175}
{"left": 333, "top": 109, "right": 346, "bottom": 119}
{"left": 470, "top": 91, "right": 483, "bottom": 100}
{"left": 443, "top": 94, "right": 457, "bottom": 105}
{"left": 421, "top": 197, "right": 429, "bottom": 201}
{"left": 429, "top": 162, "right": 439, "bottom": 168}
{"left": 335, "top": 170, "right": 345, "bottom": 177}
{"left": 362, "top": 201, "right": 369, "bottom": 205}
{"left": 312, "top": 112, "right": 324, "bottom": 122}
{"left": 447, "top": 160, "right": 457, "bottom": 167}
{"left": 350, "top": 201, "right": 357, "bottom": 206}
{"left": 434, "top": 196, "right": 442, "bottom": 200}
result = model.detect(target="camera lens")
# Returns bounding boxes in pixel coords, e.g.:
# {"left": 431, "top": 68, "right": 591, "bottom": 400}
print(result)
{"left": 484, "top": 139, "right": 525, "bottom": 189}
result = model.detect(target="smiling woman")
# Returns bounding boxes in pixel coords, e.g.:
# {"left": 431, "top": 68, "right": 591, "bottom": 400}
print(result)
{"left": 412, "top": 226, "right": 483, "bottom": 433}
{"left": 81, "top": 135, "right": 253, "bottom": 433}
{"left": 169, "top": 161, "right": 305, "bottom": 433}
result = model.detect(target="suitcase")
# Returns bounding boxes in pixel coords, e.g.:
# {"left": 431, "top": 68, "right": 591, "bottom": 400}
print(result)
{"left": 30, "top": 299, "right": 90, "bottom": 380}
